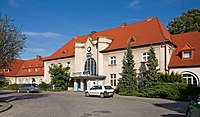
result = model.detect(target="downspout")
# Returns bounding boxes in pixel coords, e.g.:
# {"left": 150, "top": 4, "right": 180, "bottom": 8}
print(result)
{"left": 96, "top": 38, "right": 99, "bottom": 85}
{"left": 96, "top": 38, "right": 99, "bottom": 76}
{"left": 164, "top": 44, "right": 167, "bottom": 73}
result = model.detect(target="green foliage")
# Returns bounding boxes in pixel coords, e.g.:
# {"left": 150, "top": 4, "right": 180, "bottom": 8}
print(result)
{"left": 119, "top": 82, "right": 200, "bottom": 101}
{"left": 118, "top": 42, "right": 138, "bottom": 93}
{"left": 7, "top": 84, "right": 22, "bottom": 90}
{"left": 167, "top": 8, "right": 200, "bottom": 34}
{"left": 146, "top": 46, "right": 159, "bottom": 83}
{"left": 157, "top": 72, "right": 186, "bottom": 83}
{"left": 139, "top": 82, "right": 200, "bottom": 101}
{"left": 0, "top": 14, "right": 26, "bottom": 68}
{"left": 0, "top": 80, "right": 8, "bottom": 88}
{"left": 38, "top": 82, "right": 52, "bottom": 91}
{"left": 49, "top": 64, "right": 70, "bottom": 89}
{"left": 138, "top": 62, "right": 147, "bottom": 89}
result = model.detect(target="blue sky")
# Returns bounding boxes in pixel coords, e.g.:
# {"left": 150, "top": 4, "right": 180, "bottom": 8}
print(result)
{"left": 0, "top": 0, "right": 199, "bottom": 60}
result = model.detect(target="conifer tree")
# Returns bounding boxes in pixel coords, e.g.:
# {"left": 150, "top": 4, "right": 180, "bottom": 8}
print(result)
{"left": 118, "top": 42, "right": 138, "bottom": 92}
{"left": 146, "top": 46, "right": 159, "bottom": 84}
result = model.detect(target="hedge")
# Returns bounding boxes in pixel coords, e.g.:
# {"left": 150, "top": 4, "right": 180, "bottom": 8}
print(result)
{"left": 119, "top": 82, "right": 200, "bottom": 101}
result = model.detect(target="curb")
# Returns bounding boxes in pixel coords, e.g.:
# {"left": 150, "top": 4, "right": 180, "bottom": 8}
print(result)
{"left": 0, "top": 103, "right": 12, "bottom": 113}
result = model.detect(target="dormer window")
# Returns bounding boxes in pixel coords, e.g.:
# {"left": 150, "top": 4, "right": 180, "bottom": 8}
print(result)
{"left": 181, "top": 43, "right": 194, "bottom": 59}
{"left": 183, "top": 51, "right": 192, "bottom": 59}
{"left": 4, "top": 69, "right": 10, "bottom": 73}
{"left": 130, "top": 38, "right": 135, "bottom": 42}
{"left": 130, "top": 35, "right": 137, "bottom": 43}
{"left": 35, "top": 67, "right": 38, "bottom": 72}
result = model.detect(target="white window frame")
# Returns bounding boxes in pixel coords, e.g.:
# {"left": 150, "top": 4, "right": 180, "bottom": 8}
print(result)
{"left": 4, "top": 69, "right": 10, "bottom": 73}
{"left": 183, "top": 51, "right": 192, "bottom": 59}
{"left": 142, "top": 52, "right": 149, "bottom": 62}
{"left": 110, "top": 74, "right": 117, "bottom": 86}
{"left": 183, "top": 73, "right": 198, "bottom": 85}
{"left": 50, "top": 64, "right": 54, "bottom": 68}
{"left": 109, "top": 56, "right": 117, "bottom": 65}
{"left": 66, "top": 62, "right": 70, "bottom": 67}
{"left": 35, "top": 67, "right": 38, "bottom": 72}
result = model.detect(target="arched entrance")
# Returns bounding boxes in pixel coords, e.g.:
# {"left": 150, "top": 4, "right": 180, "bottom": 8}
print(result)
{"left": 182, "top": 71, "right": 199, "bottom": 86}
{"left": 84, "top": 58, "right": 97, "bottom": 76}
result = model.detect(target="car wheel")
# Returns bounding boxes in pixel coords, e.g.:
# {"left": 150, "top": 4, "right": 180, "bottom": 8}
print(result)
{"left": 186, "top": 108, "right": 192, "bottom": 117}
{"left": 100, "top": 93, "right": 104, "bottom": 99}
{"left": 27, "top": 90, "right": 30, "bottom": 93}
{"left": 85, "top": 92, "right": 89, "bottom": 97}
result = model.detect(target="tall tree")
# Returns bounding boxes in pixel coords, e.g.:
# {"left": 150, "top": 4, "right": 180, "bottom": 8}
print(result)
{"left": 138, "top": 62, "right": 147, "bottom": 89}
{"left": 0, "top": 14, "right": 26, "bottom": 68}
{"left": 167, "top": 8, "right": 200, "bottom": 34}
{"left": 49, "top": 64, "right": 70, "bottom": 89}
{"left": 118, "top": 42, "right": 138, "bottom": 93}
{"left": 146, "top": 46, "right": 159, "bottom": 84}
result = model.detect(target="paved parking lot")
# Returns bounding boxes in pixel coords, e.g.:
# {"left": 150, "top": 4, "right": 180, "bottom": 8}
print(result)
{"left": 0, "top": 91, "right": 188, "bottom": 117}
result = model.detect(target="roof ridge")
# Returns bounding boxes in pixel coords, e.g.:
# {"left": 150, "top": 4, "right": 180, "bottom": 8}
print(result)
{"left": 156, "top": 18, "right": 171, "bottom": 41}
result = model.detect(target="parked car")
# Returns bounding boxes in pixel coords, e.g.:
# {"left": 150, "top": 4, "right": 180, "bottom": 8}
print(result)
{"left": 17, "top": 84, "right": 40, "bottom": 93}
{"left": 186, "top": 94, "right": 200, "bottom": 117}
{"left": 85, "top": 85, "right": 114, "bottom": 98}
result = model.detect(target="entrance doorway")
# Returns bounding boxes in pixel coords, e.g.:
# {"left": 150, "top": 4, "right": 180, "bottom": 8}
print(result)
{"left": 83, "top": 79, "right": 87, "bottom": 91}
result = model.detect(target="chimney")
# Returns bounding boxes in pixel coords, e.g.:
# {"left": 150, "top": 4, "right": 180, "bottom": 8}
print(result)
{"left": 36, "top": 55, "right": 42, "bottom": 62}
{"left": 121, "top": 22, "right": 126, "bottom": 27}
{"left": 147, "top": 16, "right": 153, "bottom": 21}
{"left": 74, "top": 35, "right": 79, "bottom": 39}
{"left": 90, "top": 31, "right": 96, "bottom": 35}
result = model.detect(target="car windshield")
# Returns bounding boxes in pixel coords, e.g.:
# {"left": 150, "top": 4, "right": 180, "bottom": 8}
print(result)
{"left": 22, "top": 84, "right": 32, "bottom": 87}
{"left": 90, "top": 86, "right": 102, "bottom": 90}
{"left": 104, "top": 86, "right": 113, "bottom": 90}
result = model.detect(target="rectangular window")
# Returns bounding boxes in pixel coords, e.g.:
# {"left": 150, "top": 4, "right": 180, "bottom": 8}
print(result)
{"left": 110, "top": 74, "right": 117, "bottom": 86}
{"left": 183, "top": 51, "right": 192, "bottom": 59}
{"left": 35, "top": 68, "right": 38, "bottom": 72}
{"left": 109, "top": 56, "right": 117, "bottom": 65}
{"left": 142, "top": 52, "right": 149, "bottom": 62}
{"left": 50, "top": 64, "right": 54, "bottom": 68}
{"left": 66, "top": 62, "right": 70, "bottom": 67}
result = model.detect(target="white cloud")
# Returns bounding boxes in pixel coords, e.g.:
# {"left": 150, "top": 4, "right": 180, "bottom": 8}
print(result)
{"left": 23, "top": 32, "right": 66, "bottom": 39}
{"left": 26, "top": 48, "right": 46, "bottom": 53}
{"left": 129, "top": 0, "right": 139, "bottom": 7}
{"left": 8, "top": 0, "right": 19, "bottom": 7}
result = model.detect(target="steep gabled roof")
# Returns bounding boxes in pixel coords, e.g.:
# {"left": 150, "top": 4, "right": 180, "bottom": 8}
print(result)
{"left": 15, "top": 59, "right": 44, "bottom": 77}
{"left": 45, "top": 18, "right": 172, "bottom": 61}
{"left": 3, "top": 60, "right": 25, "bottom": 77}
{"left": 169, "top": 31, "right": 200, "bottom": 68}
{"left": 2, "top": 56, "right": 45, "bottom": 77}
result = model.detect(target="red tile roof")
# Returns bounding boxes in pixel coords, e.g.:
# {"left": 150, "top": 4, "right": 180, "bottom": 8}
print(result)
{"left": 169, "top": 31, "right": 200, "bottom": 68}
{"left": 44, "top": 18, "right": 172, "bottom": 61}
{"left": 1, "top": 56, "right": 45, "bottom": 77}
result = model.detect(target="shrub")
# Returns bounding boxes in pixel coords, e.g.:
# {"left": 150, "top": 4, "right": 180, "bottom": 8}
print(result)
{"left": 0, "top": 80, "right": 9, "bottom": 88}
{"left": 139, "top": 82, "right": 200, "bottom": 101}
{"left": 38, "top": 82, "right": 52, "bottom": 91}
{"left": 118, "top": 82, "right": 200, "bottom": 101}
{"left": 7, "top": 84, "right": 22, "bottom": 90}
{"left": 157, "top": 72, "right": 186, "bottom": 83}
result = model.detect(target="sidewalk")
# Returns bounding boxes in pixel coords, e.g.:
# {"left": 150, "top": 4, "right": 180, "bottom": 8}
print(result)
{"left": 0, "top": 90, "right": 16, "bottom": 113}
{"left": 0, "top": 102, "right": 12, "bottom": 113}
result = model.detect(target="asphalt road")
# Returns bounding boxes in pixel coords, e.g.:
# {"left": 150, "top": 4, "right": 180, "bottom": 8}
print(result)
{"left": 0, "top": 91, "right": 188, "bottom": 117}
